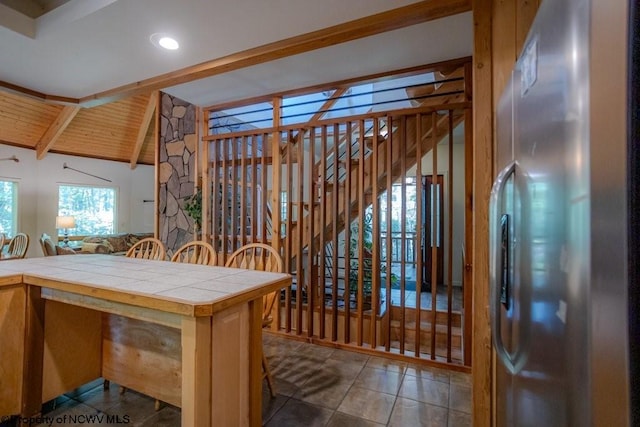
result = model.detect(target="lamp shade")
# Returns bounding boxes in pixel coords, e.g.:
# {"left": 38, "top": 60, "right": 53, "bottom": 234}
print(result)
{"left": 56, "top": 215, "right": 76, "bottom": 229}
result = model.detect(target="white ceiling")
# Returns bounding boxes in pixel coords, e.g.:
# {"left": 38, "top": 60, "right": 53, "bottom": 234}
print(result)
{"left": 0, "top": 0, "right": 473, "bottom": 107}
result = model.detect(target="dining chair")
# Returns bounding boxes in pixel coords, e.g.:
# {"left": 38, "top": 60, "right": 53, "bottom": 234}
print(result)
{"left": 7, "top": 233, "right": 29, "bottom": 259}
{"left": 119, "top": 236, "right": 167, "bottom": 406}
{"left": 0, "top": 233, "right": 5, "bottom": 254}
{"left": 225, "top": 243, "right": 284, "bottom": 397}
{"left": 125, "top": 237, "right": 166, "bottom": 260}
{"left": 170, "top": 241, "right": 218, "bottom": 265}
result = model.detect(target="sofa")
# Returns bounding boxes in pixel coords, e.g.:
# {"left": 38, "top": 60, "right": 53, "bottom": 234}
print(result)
{"left": 79, "top": 233, "right": 154, "bottom": 255}
{"left": 40, "top": 233, "right": 77, "bottom": 256}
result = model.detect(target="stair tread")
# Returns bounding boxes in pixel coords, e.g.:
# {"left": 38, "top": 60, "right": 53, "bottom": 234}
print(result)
{"left": 389, "top": 319, "right": 461, "bottom": 333}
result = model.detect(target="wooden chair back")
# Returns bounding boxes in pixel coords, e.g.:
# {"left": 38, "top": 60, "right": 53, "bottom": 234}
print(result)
{"left": 0, "top": 233, "right": 5, "bottom": 253}
{"left": 8, "top": 233, "right": 29, "bottom": 259}
{"left": 125, "top": 237, "right": 166, "bottom": 261}
{"left": 225, "top": 243, "right": 284, "bottom": 325}
{"left": 170, "top": 241, "right": 217, "bottom": 265}
{"left": 39, "top": 233, "right": 57, "bottom": 256}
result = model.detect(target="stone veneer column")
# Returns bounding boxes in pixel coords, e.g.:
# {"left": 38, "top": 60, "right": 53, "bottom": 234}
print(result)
{"left": 158, "top": 92, "right": 197, "bottom": 255}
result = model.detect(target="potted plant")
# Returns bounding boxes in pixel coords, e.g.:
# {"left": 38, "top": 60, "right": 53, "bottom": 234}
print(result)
{"left": 183, "top": 188, "right": 202, "bottom": 233}
{"left": 347, "top": 211, "right": 396, "bottom": 310}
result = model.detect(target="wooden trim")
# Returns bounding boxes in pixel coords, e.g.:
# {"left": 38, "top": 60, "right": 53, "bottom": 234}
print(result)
{"left": 430, "top": 112, "right": 438, "bottom": 360}
{"left": 356, "top": 119, "right": 365, "bottom": 346}
{"left": 0, "top": 80, "right": 78, "bottom": 105}
{"left": 248, "top": 300, "right": 263, "bottom": 427}
{"left": 447, "top": 111, "right": 454, "bottom": 363}
{"left": 319, "top": 125, "right": 327, "bottom": 340}
{"left": 331, "top": 123, "right": 340, "bottom": 341}
{"left": 415, "top": 114, "right": 423, "bottom": 357}
{"left": 472, "top": 0, "right": 493, "bottom": 425}
{"left": 384, "top": 115, "right": 393, "bottom": 352}
{"left": 296, "top": 127, "right": 304, "bottom": 335}
{"left": 130, "top": 92, "right": 157, "bottom": 169}
{"left": 307, "top": 127, "right": 316, "bottom": 338}
{"left": 240, "top": 136, "right": 247, "bottom": 248}
{"left": 231, "top": 138, "right": 238, "bottom": 250}
{"left": 78, "top": 0, "right": 472, "bottom": 107}
{"left": 35, "top": 106, "right": 80, "bottom": 160}
{"left": 463, "top": 61, "right": 474, "bottom": 368}
{"left": 271, "top": 331, "right": 472, "bottom": 373}
{"left": 181, "top": 316, "right": 212, "bottom": 426}
{"left": 271, "top": 97, "right": 283, "bottom": 253}
{"left": 343, "top": 122, "right": 352, "bottom": 343}
{"left": 202, "top": 107, "right": 210, "bottom": 243}
{"left": 399, "top": 116, "right": 407, "bottom": 355}
{"left": 154, "top": 98, "right": 160, "bottom": 238}
{"left": 260, "top": 133, "right": 268, "bottom": 246}
{"left": 285, "top": 129, "right": 293, "bottom": 333}
{"left": 22, "top": 285, "right": 45, "bottom": 417}
{"left": 370, "top": 118, "right": 380, "bottom": 349}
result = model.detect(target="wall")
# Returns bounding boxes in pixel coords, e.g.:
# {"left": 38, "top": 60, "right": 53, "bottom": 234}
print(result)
{"left": 158, "top": 92, "right": 198, "bottom": 254}
{"left": 0, "top": 144, "right": 154, "bottom": 259}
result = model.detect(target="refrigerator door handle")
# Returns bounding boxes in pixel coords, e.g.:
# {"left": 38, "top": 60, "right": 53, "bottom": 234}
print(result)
{"left": 489, "top": 161, "right": 518, "bottom": 373}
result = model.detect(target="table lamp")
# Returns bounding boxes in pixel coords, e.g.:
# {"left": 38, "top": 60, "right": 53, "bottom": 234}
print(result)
{"left": 56, "top": 215, "right": 76, "bottom": 246}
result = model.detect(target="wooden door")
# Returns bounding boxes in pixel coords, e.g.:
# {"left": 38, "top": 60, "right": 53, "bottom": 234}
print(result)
{"left": 422, "top": 174, "right": 444, "bottom": 290}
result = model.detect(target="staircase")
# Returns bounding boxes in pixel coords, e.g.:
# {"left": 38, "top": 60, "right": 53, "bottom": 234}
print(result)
{"left": 204, "top": 61, "right": 472, "bottom": 364}
{"left": 388, "top": 307, "right": 463, "bottom": 362}
{"left": 286, "top": 109, "right": 466, "bottom": 268}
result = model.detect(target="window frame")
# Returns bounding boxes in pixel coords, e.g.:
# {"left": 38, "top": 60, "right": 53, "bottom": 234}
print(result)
{"left": 57, "top": 183, "right": 118, "bottom": 237}
{"left": 0, "top": 179, "right": 18, "bottom": 237}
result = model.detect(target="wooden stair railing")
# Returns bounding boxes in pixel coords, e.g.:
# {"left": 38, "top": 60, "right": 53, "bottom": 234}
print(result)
{"left": 285, "top": 108, "right": 465, "bottom": 268}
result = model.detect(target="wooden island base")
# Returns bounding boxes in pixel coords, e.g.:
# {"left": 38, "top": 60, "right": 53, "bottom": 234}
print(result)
{"left": 0, "top": 255, "right": 291, "bottom": 427}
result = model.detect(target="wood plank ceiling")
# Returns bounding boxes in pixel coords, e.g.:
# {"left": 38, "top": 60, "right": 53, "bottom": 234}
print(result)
{"left": 0, "top": 90, "right": 156, "bottom": 165}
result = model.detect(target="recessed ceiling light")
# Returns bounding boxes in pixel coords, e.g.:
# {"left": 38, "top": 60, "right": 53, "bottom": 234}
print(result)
{"left": 150, "top": 33, "right": 179, "bottom": 50}
{"left": 158, "top": 37, "right": 179, "bottom": 50}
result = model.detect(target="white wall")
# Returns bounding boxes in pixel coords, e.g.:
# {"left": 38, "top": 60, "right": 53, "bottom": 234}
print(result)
{"left": 0, "top": 145, "right": 155, "bottom": 258}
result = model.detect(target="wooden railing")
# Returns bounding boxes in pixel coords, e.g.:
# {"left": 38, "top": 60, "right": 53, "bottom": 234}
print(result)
{"left": 202, "top": 58, "right": 473, "bottom": 368}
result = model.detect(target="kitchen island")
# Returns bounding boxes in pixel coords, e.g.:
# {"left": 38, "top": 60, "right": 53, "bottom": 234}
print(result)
{"left": 0, "top": 254, "right": 291, "bottom": 426}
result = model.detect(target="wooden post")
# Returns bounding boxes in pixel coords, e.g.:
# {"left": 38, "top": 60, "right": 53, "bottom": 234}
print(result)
{"left": 415, "top": 114, "right": 423, "bottom": 357}
{"left": 472, "top": 0, "right": 494, "bottom": 424}
{"left": 430, "top": 111, "right": 438, "bottom": 360}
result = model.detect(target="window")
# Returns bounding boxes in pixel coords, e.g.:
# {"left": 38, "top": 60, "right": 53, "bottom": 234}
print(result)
{"left": 58, "top": 185, "right": 117, "bottom": 235}
{"left": 0, "top": 180, "right": 17, "bottom": 236}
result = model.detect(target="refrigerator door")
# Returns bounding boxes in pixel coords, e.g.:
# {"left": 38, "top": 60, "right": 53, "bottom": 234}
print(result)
{"left": 492, "top": 0, "right": 591, "bottom": 425}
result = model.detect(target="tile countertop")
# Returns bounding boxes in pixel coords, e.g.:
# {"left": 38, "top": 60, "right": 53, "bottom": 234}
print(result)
{"left": 0, "top": 254, "right": 292, "bottom": 317}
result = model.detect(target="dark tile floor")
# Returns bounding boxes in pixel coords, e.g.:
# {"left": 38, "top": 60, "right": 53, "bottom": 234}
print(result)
{"left": 11, "top": 334, "right": 471, "bottom": 426}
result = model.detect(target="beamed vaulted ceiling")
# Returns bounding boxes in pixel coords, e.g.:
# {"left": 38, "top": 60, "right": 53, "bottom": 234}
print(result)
{"left": 0, "top": 0, "right": 472, "bottom": 166}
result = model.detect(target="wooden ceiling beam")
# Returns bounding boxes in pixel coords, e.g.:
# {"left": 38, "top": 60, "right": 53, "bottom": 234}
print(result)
{"left": 0, "top": 0, "right": 470, "bottom": 108}
{"left": 35, "top": 105, "right": 80, "bottom": 159}
{"left": 130, "top": 92, "right": 158, "bottom": 169}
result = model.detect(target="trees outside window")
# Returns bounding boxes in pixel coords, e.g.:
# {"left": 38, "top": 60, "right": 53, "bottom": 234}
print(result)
{"left": 0, "top": 180, "right": 17, "bottom": 236}
{"left": 58, "top": 185, "right": 116, "bottom": 235}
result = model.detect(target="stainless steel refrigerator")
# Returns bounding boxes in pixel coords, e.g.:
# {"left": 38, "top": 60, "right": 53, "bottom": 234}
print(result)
{"left": 490, "top": 0, "right": 639, "bottom": 425}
